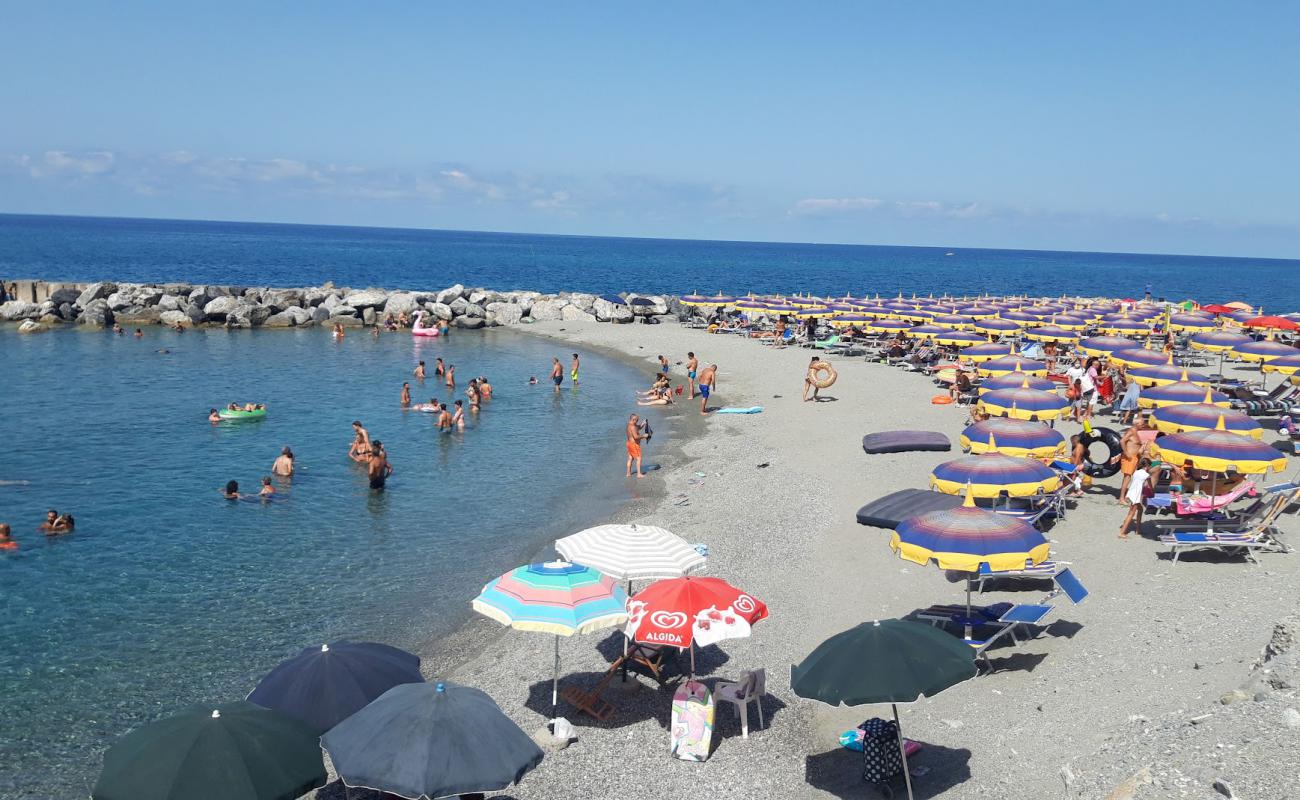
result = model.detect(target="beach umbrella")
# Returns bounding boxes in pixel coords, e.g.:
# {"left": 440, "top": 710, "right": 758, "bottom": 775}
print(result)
{"left": 960, "top": 418, "right": 1066, "bottom": 458}
{"left": 972, "top": 318, "right": 1022, "bottom": 335}
{"left": 998, "top": 310, "right": 1040, "bottom": 324}
{"left": 625, "top": 576, "right": 768, "bottom": 675}
{"left": 1231, "top": 339, "right": 1298, "bottom": 363}
{"left": 555, "top": 523, "right": 705, "bottom": 581}
{"left": 962, "top": 342, "right": 1015, "bottom": 363}
{"left": 321, "top": 681, "right": 543, "bottom": 800}
{"left": 1047, "top": 315, "right": 1090, "bottom": 331}
{"left": 794, "top": 305, "right": 833, "bottom": 318}
{"left": 1126, "top": 365, "right": 1210, "bottom": 389}
{"left": 891, "top": 499, "right": 1050, "bottom": 573}
{"left": 959, "top": 306, "right": 1000, "bottom": 319}
{"left": 1023, "top": 325, "right": 1079, "bottom": 343}
{"left": 680, "top": 294, "right": 735, "bottom": 307}
{"left": 1199, "top": 304, "right": 1237, "bottom": 315}
{"left": 868, "top": 319, "right": 912, "bottom": 333}
{"left": 975, "top": 356, "right": 1048, "bottom": 377}
{"left": 977, "top": 373, "right": 1057, "bottom": 394}
{"left": 1150, "top": 430, "right": 1287, "bottom": 474}
{"left": 1109, "top": 348, "right": 1172, "bottom": 369}
{"left": 1244, "top": 315, "right": 1300, "bottom": 332}
{"left": 1260, "top": 354, "right": 1300, "bottom": 376}
{"left": 829, "top": 313, "right": 875, "bottom": 327}
{"left": 599, "top": 294, "right": 627, "bottom": 306}
{"left": 92, "top": 702, "right": 325, "bottom": 800}
{"left": 930, "top": 453, "right": 1062, "bottom": 498}
{"left": 1166, "top": 313, "right": 1217, "bottom": 333}
{"left": 1138, "top": 382, "right": 1230, "bottom": 409}
{"left": 1099, "top": 318, "right": 1153, "bottom": 336}
{"left": 472, "top": 561, "right": 628, "bottom": 722}
{"left": 930, "top": 314, "right": 975, "bottom": 330}
{"left": 246, "top": 641, "right": 424, "bottom": 734}
{"left": 1150, "top": 405, "right": 1263, "bottom": 440}
{"left": 931, "top": 330, "right": 986, "bottom": 347}
{"left": 1077, "top": 336, "right": 1139, "bottom": 358}
{"left": 977, "top": 387, "right": 1070, "bottom": 422}
{"left": 733, "top": 299, "right": 769, "bottom": 311}
{"left": 904, "top": 324, "right": 948, "bottom": 339}
{"left": 1188, "top": 330, "right": 1252, "bottom": 352}
{"left": 790, "top": 619, "right": 976, "bottom": 800}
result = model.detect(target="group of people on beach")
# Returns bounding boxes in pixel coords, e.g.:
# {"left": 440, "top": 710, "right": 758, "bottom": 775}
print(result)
{"left": 623, "top": 350, "right": 719, "bottom": 477}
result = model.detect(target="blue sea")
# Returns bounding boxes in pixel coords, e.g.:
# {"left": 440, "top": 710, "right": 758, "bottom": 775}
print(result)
{"left": 2, "top": 213, "right": 1300, "bottom": 310}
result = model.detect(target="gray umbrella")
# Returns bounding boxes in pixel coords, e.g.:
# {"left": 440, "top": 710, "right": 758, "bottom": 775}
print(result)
{"left": 321, "top": 681, "right": 543, "bottom": 799}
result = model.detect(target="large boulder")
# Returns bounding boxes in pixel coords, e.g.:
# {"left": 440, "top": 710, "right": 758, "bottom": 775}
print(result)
{"left": 17, "top": 319, "right": 48, "bottom": 334}
{"left": 343, "top": 289, "right": 389, "bottom": 310}
{"left": 230, "top": 302, "right": 272, "bottom": 327}
{"left": 156, "top": 294, "right": 181, "bottom": 312}
{"left": 568, "top": 293, "right": 596, "bottom": 312}
{"left": 312, "top": 306, "right": 332, "bottom": 324}
{"left": 592, "top": 297, "right": 633, "bottom": 323}
{"left": 160, "top": 310, "right": 190, "bottom": 327}
{"left": 117, "top": 306, "right": 163, "bottom": 325}
{"left": 487, "top": 302, "right": 523, "bottom": 326}
{"left": 1, "top": 301, "right": 39, "bottom": 321}
{"left": 203, "top": 296, "right": 241, "bottom": 320}
{"left": 329, "top": 305, "right": 358, "bottom": 318}
{"left": 50, "top": 287, "right": 82, "bottom": 306}
{"left": 321, "top": 294, "right": 343, "bottom": 311}
{"left": 336, "top": 315, "right": 364, "bottom": 328}
{"left": 453, "top": 316, "right": 485, "bottom": 330}
{"left": 188, "top": 286, "right": 212, "bottom": 308}
{"left": 469, "top": 290, "right": 503, "bottom": 306}
{"left": 76, "top": 282, "right": 117, "bottom": 307}
{"left": 436, "top": 284, "right": 465, "bottom": 305}
{"left": 106, "top": 290, "right": 136, "bottom": 311}
{"left": 78, "top": 299, "right": 114, "bottom": 326}
{"left": 136, "top": 289, "right": 165, "bottom": 307}
{"left": 448, "top": 296, "right": 469, "bottom": 316}
{"left": 528, "top": 299, "right": 564, "bottom": 322}
{"left": 304, "top": 287, "right": 333, "bottom": 307}
{"left": 264, "top": 288, "right": 305, "bottom": 311}
{"left": 383, "top": 292, "right": 422, "bottom": 318}
{"left": 185, "top": 303, "right": 206, "bottom": 325}
{"left": 561, "top": 304, "right": 596, "bottom": 322}
{"left": 362, "top": 307, "right": 377, "bottom": 326}
{"left": 263, "top": 310, "right": 298, "bottom": 328}
{"left": 57, "top": 302, "right": 76, "bottom": 321}
{"left": 429, "top": 302, "right": 454, "bottom": 321}
{"left": 287, "top": 306, "right": 312, "bottom": 326}
{"left": 39, "top": 313, "right": 64, "bottom": 326}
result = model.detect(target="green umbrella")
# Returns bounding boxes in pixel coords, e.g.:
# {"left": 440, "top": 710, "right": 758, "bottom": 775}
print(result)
{"left": 791, "top": 619, "right": 976, "bottom": 800}
{"left": 93, "top": 701, "right": 326, "bottom": 800}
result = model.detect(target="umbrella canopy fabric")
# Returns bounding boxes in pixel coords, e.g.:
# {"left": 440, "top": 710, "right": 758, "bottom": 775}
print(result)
{"left": 904, "top": 324, "right": 948, "bottom": 338}
{"left": 1078, "top": 336, "right": 1140, "bottom": 357}
{"left": 1199, "top": 304, "right": 1237, "bottom": 314}
{"left": 1244, "top": 315, "right": 1300, "bottom": 331}
{"left": 1138, "top": 382, "right": 1230, "bottom": 409}
{"left": 790, "top": 618, "right": 976, "bottom": 706}
{"left": 978, "top": 387, "right": 1070, "bottom": 422}
{"left": 625, "top": 576, "right": 768, "bottom": 649}
{"left": 598, "top": 294, "right": 627, "bottom": 306}
{"left": 930, "top": 453, "right": 1062, "bottom": 497}
{"left": 1261, "top": 354, "right": 1300, "bottom": 375}
{"left": 1110, "top": 348, "right": 1172, "bottom": 369}
{"left": 1166, "top": 313, "right": 1217, "bottom": 332}
{"left": 931, "top": 330, "right": 987, "bottom": 347}
{"left": 1022, "top": 325, "right": 1079, "bottom": 343}
{"left": 680, "top": 295, "right": 735, "bottom": 307}
{"left": 472, "top": 561, "right": 628, "bottom": 636}
{"left": 247, "top": 641, "right": 424, "bottom": 734}
{"left": 554, "top": 523, "right": 705, "bottom": 581}
{"left": 960, "top": 418, "right": 1066, "bottom": 457}
{"left": 1126, "top": 365, "right": 1210, "bottom": 388}
{"left": 1149, "top": 430, "right": 1287, "bottom": 474}
{"left": 868, "top": 319, "right": 912, "bottom": 332}
{"left": 93, "top": 701, "right": 325, "bottom": 800}
{"left": 977, "top": 373, "right": 1057, "bottom": 394}
{"left": 321, "top": 682, "right": 543, "bottom": 800}
{"left": 1232, "top": 340, "right": 1298, "bottom": 363}
{"left": 1150, "top": 404, "right": 1263, "bottom": 439}
{"left": 1188, "top": 331, "right": 1253, "bottom": 352}
{"left": 974, "top": 356, "right": 1048, "bottom": 377}
{"left": 961, "top": 342, "right": 1015, "bottom": 362}
{"left": 891, "top": 504, "right": 1049, "bottom": 572}
{"left": 1099, "top": 319, "right": 1153, "bottom": 336}
{"left": 972, "top": 318, "right": 1022, "bottom": 335}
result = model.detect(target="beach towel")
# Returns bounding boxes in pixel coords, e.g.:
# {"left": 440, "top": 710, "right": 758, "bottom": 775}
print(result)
{"left": 1174, "top": 481, "right": 1257, "bottom": 515}
{"left": 715, "top": 407, "right": 763, "bottom": 414}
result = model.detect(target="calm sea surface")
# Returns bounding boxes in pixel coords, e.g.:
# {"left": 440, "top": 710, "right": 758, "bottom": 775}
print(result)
{"left": 0, "top": 326, "right": 654, "bottom": 798}
{"left": 2, "top": 214, "right": 1299, "bottom": 309}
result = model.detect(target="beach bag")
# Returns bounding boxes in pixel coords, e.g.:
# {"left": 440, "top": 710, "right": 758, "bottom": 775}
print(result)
{"left": 859, "top": 717, "right": 903, "bottom": 784}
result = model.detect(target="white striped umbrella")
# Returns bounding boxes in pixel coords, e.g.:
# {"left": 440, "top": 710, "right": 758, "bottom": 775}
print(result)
{"left": 554, "top": 523, "right": 705, "bottom": 581}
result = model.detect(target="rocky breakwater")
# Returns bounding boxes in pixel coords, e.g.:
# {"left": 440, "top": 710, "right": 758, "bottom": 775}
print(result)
{"left": 0, "top": 281, "right": 680, "bottom": 333}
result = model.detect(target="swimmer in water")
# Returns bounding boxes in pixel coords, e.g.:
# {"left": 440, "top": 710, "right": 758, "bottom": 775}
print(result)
{"left": 222, "top": 481, "right": 241, "bottom": 500}
{"left": 209, "top": 408, "right": 221, "bottom": 423}
{"left": 479, "top": 377, "right": 493, "bottom": 399}
{"left": 367, "top": 445, "right": 393, "bottom": 491}
{"left": 134, "top": 328, "right": 143, "bottom": 338}
{"left": 445, "top": 364, "right": 456, "bottom": 389}
{"left": 551, "top": 358, "right": 563, "bottom": 392}
{"left": 51, "top": 513, "right": 75, "bottom": 533}
{"left": 259, "top": 477, "right": 275, "bottom": 496}
{"left": 467, "top": 380, "right": 481, "bottom": 412}
{"left": 39, "top": 509, "right": 59, "bottom": 532}
{"left": 112, "top": 324, "right": 124, "bottom": 335}
{"left": 0, "top": 523, "right": 15, "bottom": 551}
{"left": 173, "top": 322, "right": 185, "bottom": 333}
{"left": 414, "top": 361, "right": 426, "bottom": 380}
{"left": 272, "top": 446, "right": 295, "bottom": 476}
{"left": 437, "top": 403, "right": 453, "bottom": 431}
{"left": 571, "top": 353, "right": 580, "bottom": 386}
{"left": 528, "top": 376, "right": 538, "bottom": 385}
{"left": 435, "top": 358, "right": 445, "bottom": 377}
{"left": 401, "top": 382, "right": 411, "bottom": 406}
{"left": 452, "top": 400, "right": 465, "bottom": 430}
{"left": 348, "top": 421, "right": 371, "bottom": 463}
{"left": 370, "top": 326, "right": 380, "bottom": 338}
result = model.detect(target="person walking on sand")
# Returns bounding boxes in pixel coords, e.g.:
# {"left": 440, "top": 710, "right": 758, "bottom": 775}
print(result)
{"left": 571, "top": 354, "right": 580, "bottom": 386}
{"left": 1112, "top": 427, "right": 1144, "bottom": 505}
{"left": 272, "top": 446, "right": 295, "bottom": 476}
{"left": 401, "top": 382, "right": 411, "bottom": 406}
{"left": 551, "top": 358, "right": 564, "bottom": 392}
{"left": 686, "top": 352, "right": 699, "bottom": 398}
{"left": 697, "top": 364, "right": 717, "bottom": 414}
{"left": 414, "top": 361, "right": 426, "bottom": 381}
{"left": 803, "top": 356, "right": 824, "bottom": 402}
{"left": 367, "top": 445, "right": 393, "bottom": 491}
{"left": 1118, "top": 458, "right": 1154, "bottom": 539}
{"left": 348, "top": 421, "right": 371, "bottom": 463}
{"left": 626, "top": 413, "right": 647, "bottom": 477}
{"left": 658, "top": 355, "right": 670, "bottom": 375}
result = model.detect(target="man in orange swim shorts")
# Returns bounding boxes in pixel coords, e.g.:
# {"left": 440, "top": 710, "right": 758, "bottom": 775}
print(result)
{"left": 626, "top": 413, "right": 646, "bottom": 478}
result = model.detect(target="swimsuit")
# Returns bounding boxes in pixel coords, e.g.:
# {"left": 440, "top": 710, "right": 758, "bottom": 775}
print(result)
{"left": 627, "top": 440, "right": 642, "bottom": 458}
{"left": 700, "top": 384, "right": 711, "bottom": 398}
{"left": 688, "top": 370, "right": 696, "bottom": 379}
{"left": 554, "top": 374, "right": 563, "bottom": 385}
{"left": 1120, "top": 455, "right": 1138, "bottom": 476}
{"left": 369, "top": 474, "right": 386, "bottom": 490}
{"left": 571, "top": 369, "right": 579, "bottom": 380}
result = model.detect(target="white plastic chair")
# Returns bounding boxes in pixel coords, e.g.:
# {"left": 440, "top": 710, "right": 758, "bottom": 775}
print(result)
{"left": 715, "top": 668, "right": 766, "bottom": 738}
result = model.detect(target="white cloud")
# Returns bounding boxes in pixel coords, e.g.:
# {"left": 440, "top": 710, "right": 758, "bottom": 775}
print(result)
{"left": 29, "top": 150, "right": 115, "bottom": 178}
{"left": 793, "top": 197, "right": 883, "bottom": 213}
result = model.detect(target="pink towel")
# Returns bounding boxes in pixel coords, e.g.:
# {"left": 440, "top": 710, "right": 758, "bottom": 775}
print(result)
{"left": 1174, "top": 481, "right": 1257, "bottom": 515}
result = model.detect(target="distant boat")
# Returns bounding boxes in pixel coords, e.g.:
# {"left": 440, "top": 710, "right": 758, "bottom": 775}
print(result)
{"left": 945, "top": 251, "right": 955, "bottom": 256}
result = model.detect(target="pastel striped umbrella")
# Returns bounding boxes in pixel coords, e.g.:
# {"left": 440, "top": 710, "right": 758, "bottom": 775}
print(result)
{"left": 1110, "top": 348, "right": 1172, "bottom": 369}
{"left": 1231, "top": 339, "right": 1298, "bottom": 363}
{"left": 1189, "top": 331, "right": 1252, "bottom": 352}
{"left": 975, "top": 356, "right": 1049, "bottom": 378}
{"left": 1149, "top": 430, "right": 1287, "bottom": 474}
{"left": 891, "top": 498, "right": 1050, "bottom": 573}
{"left": 960, "top": 418, "right": 1066, "bottom": 458}
{"left": 930, "top": 453, "right": 1062, "bottom": 498}
{"left": 1150, "top": 404, "right": 1263, "bottom": 440}
{"left": 978, "top": 387, "right": 1070, "bottom": 422}
{"left": 977, "top": 373, "right": 1057, "bottom": 394}
{"left": 472, "top": 561, "right": 628, "bottom": 722}
{"left": 1126, "top": 365, "right": 1210, "bottom": 388}
{"left": 554, "top": 524, "right": 705, "bottom": 582}
{"left": 973, "top": 318, "right": 1022, "bottom": 335}
{"left": 962, "top": 342, "right": 1015, "bottom": 363}
{"left": 931, "top": 331, "right": 987, "bottom": 347}
{"left": 1078, "top": 336, "right": 1140, "bottom": 358}
{"left": 1138, "top": 382, "right": 1230, "bottom": 409}
{"left": 1260, "top": 354, "right": 1300, "bottom": 376}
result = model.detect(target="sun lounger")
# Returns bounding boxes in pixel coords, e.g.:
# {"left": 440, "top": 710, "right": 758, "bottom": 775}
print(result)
{"left": 1158, "top": 531, "right": 1286, "bottom": 564}
{"left": 861, "top": 430, "right": 952, "bottom": 454}
{"left": 972, "top": 558, "right": 1071, "bottom": 592}
{"left": 855, "top": 488, "right": 963, "bottom": 529}
{"left": 1170, "top": 481, "right": 1257, "bottom": 515}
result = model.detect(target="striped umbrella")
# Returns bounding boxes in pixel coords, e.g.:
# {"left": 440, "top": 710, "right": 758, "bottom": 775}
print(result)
{"left": 962, "top": 342, "right": 1015, "bottom": 363}
{"left": 1231, "top": 339, "right": 1298, "bottom": 363}
{"left": 931, "top": 330, "right": 987, "bottom": 347}
{"left": 554, "top": 524, "right": 705, "bottom": 581}
{"left": 930, "top": 314, "right": 975, "bottom": 330}
{"left": 977, "top": 373, "right": 1058, "bottom": 394}
{"left": 930, "top": 453, "right": 1062, "bottom": 498}
{"left": 868, "top": 319, "right": 912, "bottom": 333}
{"left": 1189, "top": 331, "right": 1253, "bottom": 352}
{"left": 978, "top": 387, "right": 1070, "bottom": 421}
{"left": 959, "top": 306, "right": 1000, "bottom": 319}
{"left": 975, "top": 356, "right": 1049, "bottom": 377}
{"left": 1138, "top": 382, "right": 1231, "bottom": 409}
{"left": 680, "top": 295, "right": 736, "bottom": 307}
{"left": 998, "top": 310, "right": 1041, "bottom": 324}
{"left": 1126, "top": 365, "right": 1210, "bottom": 388}
{"left": 1150, "top": 430, "right": 1287, "bottom": 474}
{"left": 1110, "top": 348, "right": 1172, "bottom": 369}
{"left": 1099, "top": 318, "right": 1153, "bottom": 336}
{"left": 973, "top": 318, "right": 1022, "bottom": 335}
{"left": 1260, "top": 354, "right": 1300, "bottom": 376}
{"left": 794, "top": 305, "right": 834, "bottom": 318}
{"left": 1150, "top": 404, "right": 1263, "bottom": 440}
{"left": 904, "top": 324, "right": 949, "bottom": 339}
{"left": 829, "top": 313, "right": 875, "bottom": 327}
{"left": 472, "top": 561, "right": 628, "bottom": 722}
{"left": 1047, "top": 315, "right": 1090, "bottom": 331}
{"left": 960, "top": 418, "right": 1066, "bottom": 458}
{"left": 1023, "top": 325, "right": 1080, "bottom": 343}
{"left": 891, "top": 497, "right": 1050, "bottom": 573}
{"left": 1078, "top": 336, "right": 1140, "bottom": 358}
{"left": 1167, "top": 313, "right": 1217, "bottom": 333}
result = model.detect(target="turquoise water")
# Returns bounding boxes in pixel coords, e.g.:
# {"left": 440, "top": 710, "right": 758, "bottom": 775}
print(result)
{"left": 0, "top": 326, "right": 651, "bottom": 798}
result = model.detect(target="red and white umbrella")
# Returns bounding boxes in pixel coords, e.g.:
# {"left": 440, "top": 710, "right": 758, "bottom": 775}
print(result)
{"left": 625, "top": 577, "right": 768, "bottom": 675}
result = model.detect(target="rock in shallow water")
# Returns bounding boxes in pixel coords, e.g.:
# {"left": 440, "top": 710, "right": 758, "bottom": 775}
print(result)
{"left": 17, "top": 319, "right": 48, "bottom": 333}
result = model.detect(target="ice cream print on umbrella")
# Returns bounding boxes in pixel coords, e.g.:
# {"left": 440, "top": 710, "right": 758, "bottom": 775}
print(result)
{"left": 624, "top": 577, "right": 768, "bottom": 648}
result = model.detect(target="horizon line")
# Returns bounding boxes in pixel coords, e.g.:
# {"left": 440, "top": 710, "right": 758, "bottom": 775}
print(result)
{"left": 3, "top": 210, "right": 1298, "bottom": 265}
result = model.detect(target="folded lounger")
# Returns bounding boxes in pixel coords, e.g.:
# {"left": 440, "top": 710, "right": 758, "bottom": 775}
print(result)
{"left": 861, "top": 430, "right": 952, "bottom": 454}
{"left": 855, "top": 488, "right": 963, "bottom": 529}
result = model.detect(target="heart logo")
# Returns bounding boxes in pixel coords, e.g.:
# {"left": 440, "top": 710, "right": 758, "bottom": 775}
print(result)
{"left": 733, "top": 594, "right": 756, "bottom": 614}
{"left": 650, "top": 610, "right": 689, "bottom": 629}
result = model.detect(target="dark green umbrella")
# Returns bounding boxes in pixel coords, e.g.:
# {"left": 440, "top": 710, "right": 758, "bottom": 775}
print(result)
{"left": 93, "top": 700, "right": 326, "bottom": 800}
{"left": 791, "top": 619, "right": 976, "bottom": 800}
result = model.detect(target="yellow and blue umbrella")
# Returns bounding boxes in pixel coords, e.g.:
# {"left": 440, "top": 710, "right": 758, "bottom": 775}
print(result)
{"left": 1260, "top": 354, "right": 1300, "bottom": 375}
{"left": 978, "top": 373, "right": 1057, "bottom": 394}
{"left": 975, "top": 356, "right": 1049, "bottom": 378}
{"left": 1149, "top": 430, "right": 1287, "bottom": 474}
{"left": 1231, "top": 340, "right": 1298, "bottom": 363}
{"left": 1047, "top": 315, "right": 1090, "bottom": 331}
{"left": 1150, "top": 404, "right": 1263, "bottom": 440}
{"left": 1023, "top": 325, "right": 1080, "bottom": 344}
{"left": 868, "top": 319, "right": 912, "bottom": 333}
{"left": 962, "top": 342, "right": 1015, "bottom": 363}
{"left": 973, "top": 318, "right": 1022, "bottom": 336}
{"left": 1110, "top": 348, "right": 1172, "bottom": 369}
{"left": 978, "top": 387, "right": 1070, "bottom": 422}
{"left": 930, "top": 453, "right": 1062, "bottom": 498}
{"left": 1166, "top": 313, "right": 1217, "bottom": 333}
{"left": 998, "top": 310, "right": 1040, "bottom": 324}
{"left": 680, "top": 294, "right": 736, "bottom": 307}
{"left": 930, "top": 314, "right": 975, "bottom": 330}
{"left": 1138, "top": 382, "right": 1230, "bottom": 409}
{"left": 891, "top": 499, "right": 1050, "bottom": 573}
{"left": 932, "top": 330, "right": 987, "bottom": 347}
{"left": 1099, "top": 318, "right": 1152, "bottom": 337}
{"left": 905, "top": 324, "right": 949, "bottom": 339}
{"left": 960, "top": 419, "right": 1066, "bottom": 458}
{"left": 1078, "top": 336, "right": 1138, "bottom": 358}
{"left": 1188, "top": 331, "right": 1252, "bottom": 352}
{"left": 1126, "top": 365, "right": 1210, "bottom": 388}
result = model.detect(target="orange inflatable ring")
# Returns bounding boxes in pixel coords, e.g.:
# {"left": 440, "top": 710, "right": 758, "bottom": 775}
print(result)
{"left": 931, "top": 395, "right": 954, "bottom": 404}
{"left": 810, "top": 361, "right": 837, "bottom": 389}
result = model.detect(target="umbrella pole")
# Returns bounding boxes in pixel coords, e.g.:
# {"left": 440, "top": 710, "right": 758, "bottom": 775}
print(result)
{"left": 621, "top": 579, "right": 632, "bottom": 683}
{"left": 552, "top": 635, "right": 560, "bottom": 728}
{"left": 964, "top": 575, "right": 974, "bottom": 639}
{"left": 892, "top": 703, "right": 916, "bottom": 800}
{"left": 689, "top": 643, "right": 696, "bottom": 680}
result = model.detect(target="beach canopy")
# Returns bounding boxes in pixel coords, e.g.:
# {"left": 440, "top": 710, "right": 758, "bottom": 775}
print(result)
{"left": 246, "top": 641, "right": 424, "bottom": 735}
{"left": 977, "top": 373, "right": 1057, "bottom": 394}
{"left": 1231, "top": 339, "right": 1298, "bottom": 362}
{"left": 1098, "top": 318, "right": 1152, "bottom": 336}
{"left": 931, "top": 330, "right": 987, "bottom": 347}
{"left": 1109, "top": 348, "right": 1172, "bottom": 369}
{"left": 972, "top": 318, "right": 1022, "bottom": 334}
{"left": 1260, "top": 354, "right": 1300, "bottom": 376}
{"left": 1166, "top": 313, "right": 1217, "bottom": 332}
{"left": 1077, "top": 336, "right": 1140, "bottom": 357}
{"left": 554, "top": 523, "right": 705, "bottom": 581}
{"left": 975, "top": 356, "right": 1048, "bottom": 377}
{"left": 961, "top": 342, "right": 1014, "bottom": 363}
{"left": 891, "top": 503, "right": 1049, "bottom": 572}
{"left": 977, "top": 387, "right": 1070, "bottom": 422}
{"left": 92, "top": 701, "right": 326, "bottom": 800}
{"left": 1022, "top": 325, "right": 1079, "bottom": 343}
{"left": 1188, "top": 330, "right": 1253, "bottom": 352}
{"left": 960, "top": 418, "right": 1066, "bottom": 457}
{"left": 1126, "top": 365, "right": 1210, "bottom": 388}
{"left": 930, "top": 453, "right": 1061, "bottom": 497}
{"left": 1149, "top": 430, "right": 1287, "bottom": 474}
{"left": 1244, "top": 315, "right": 1300, "bottom": 331}
{"left": 321, "top": 682, "right": 543, "bottom": 800}
{"left": 1138, "top": 382, "right": 1230, "bottom": 409}
{"left": 625, "top": 576, "right": 767, "bottom": 652}
{"left": 1149, "top": 404, "right": 1263, "bottom": 439}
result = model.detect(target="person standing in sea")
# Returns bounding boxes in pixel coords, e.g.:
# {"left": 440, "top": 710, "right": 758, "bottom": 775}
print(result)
{"left": 445, "top": 364, "right": 456, "bottom": 390}
{"left": 272, "top": 447, "right": 295, "bottom": 477}
{"left": 367, "top": 444, "right": 393, "bottom": 491}
{"left": 571, "top": 353, "right": 580, "bottom": 386}
{"left": 686, "top": 351, "right": 699, "bottom": 398}
{"left": 348, "top": 421, "right": 371, "bottom": 462}
{"left": 414, "top": 361, "right": 426, "bottom": 380}
{"left": 401, "top": 382, "right": 411, "bottom": 406}
{"left": 626, "top": 413, "right": 647, "bottom": 478}
{"left": 697, "top": 364, "right": 717, "bottom": 414}
{"left": 551, "top": 357, "right": 564, "bottom": 392}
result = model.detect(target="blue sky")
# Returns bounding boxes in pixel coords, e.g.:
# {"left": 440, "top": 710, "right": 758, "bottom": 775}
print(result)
{"left": 2, "top": 2, "right": 1299, "bottom": 257}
